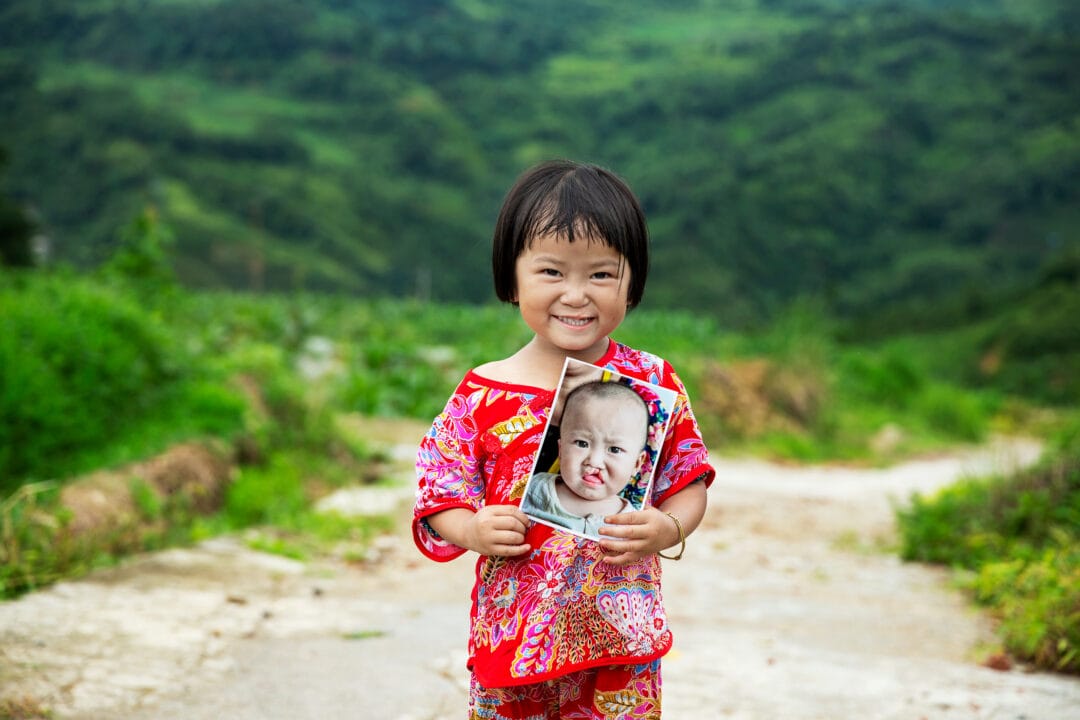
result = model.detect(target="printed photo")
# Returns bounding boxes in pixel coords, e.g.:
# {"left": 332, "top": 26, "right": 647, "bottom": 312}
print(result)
{"left": 521, "top": 357, "right": 678, "bottom": 540}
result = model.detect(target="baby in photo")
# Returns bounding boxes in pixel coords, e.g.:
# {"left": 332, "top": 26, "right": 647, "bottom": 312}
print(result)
{"left": 523, "top": 379, "right": 651, "bottom": 537}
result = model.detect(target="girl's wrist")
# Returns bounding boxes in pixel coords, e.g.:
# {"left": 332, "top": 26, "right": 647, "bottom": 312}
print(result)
{"left": 657, "top": 511, "right": 686, "bottom": 560}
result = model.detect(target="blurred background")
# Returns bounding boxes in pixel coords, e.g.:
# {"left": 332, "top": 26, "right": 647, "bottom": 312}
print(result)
{"left": 2, "top": 0, "right": 1077, "bottom": 324}
{"left": 0, "top": 0, "right": 1078, "bottom": 678}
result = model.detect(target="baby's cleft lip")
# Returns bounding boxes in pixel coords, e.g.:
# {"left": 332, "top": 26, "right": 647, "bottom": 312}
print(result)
{"left": 582, "top": 471, "right": 604, "bottom": 486}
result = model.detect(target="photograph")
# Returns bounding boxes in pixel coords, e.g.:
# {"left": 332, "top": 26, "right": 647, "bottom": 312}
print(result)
{"left": 521, "top": 357, "right": 679, "bottom": 540}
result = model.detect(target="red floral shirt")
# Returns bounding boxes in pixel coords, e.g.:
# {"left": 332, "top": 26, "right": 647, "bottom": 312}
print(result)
{"left": 413, "top": 340, "right": 714, "bottom": 687}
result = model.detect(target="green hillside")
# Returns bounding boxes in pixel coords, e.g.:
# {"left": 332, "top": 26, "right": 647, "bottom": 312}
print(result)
{"left": 0, "top": 0, "right": 1077, "bottom": 328}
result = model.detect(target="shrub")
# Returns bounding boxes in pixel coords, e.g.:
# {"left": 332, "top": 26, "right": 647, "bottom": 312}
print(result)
{"left": 100, "top": 206, "right": 178, "bottom": 301}
{"left": 913, "top": 384, "right": 988, "bottom": 442}
{"left": 897, "top": 435, "right": 1080, "bottom": 673}
{"left": 0, "top": 272, "right": 182, "bottom": 491}
{"left": 841, "top": 349, "right": 925, "bottom": 409}
{"left": 968, "top": 542, "right": 1079, "bottom": 673}
{"left": 224, "top": 453, "right": 308, "bottom": 528}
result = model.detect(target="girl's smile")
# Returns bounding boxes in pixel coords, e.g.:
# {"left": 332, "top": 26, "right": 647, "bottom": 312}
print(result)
{"left": 513, "top": 230, "right": 631, "bottom": 363}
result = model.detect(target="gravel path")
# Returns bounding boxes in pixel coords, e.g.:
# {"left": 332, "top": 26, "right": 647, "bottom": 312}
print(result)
{"left": 2, "top": 430, "right": 1078, "bottom": 720}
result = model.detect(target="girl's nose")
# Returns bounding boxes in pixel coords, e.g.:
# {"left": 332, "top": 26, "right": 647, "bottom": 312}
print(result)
{"left": 561, "top": 279, "right": 588, "bottom": 306}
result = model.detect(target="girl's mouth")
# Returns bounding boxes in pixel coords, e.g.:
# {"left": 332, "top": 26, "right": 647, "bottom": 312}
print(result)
{"left": 557, "top": 316, "right": 593, "bottom": 327}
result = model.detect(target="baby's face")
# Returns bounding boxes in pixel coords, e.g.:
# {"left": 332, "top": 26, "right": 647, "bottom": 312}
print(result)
{"left": 558, "top": 394, "right": 647, "bottom": 503}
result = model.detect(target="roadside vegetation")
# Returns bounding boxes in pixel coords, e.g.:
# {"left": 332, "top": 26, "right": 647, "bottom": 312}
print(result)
{"left": 897, "top": 424, "right": 1080, "bottom": 673}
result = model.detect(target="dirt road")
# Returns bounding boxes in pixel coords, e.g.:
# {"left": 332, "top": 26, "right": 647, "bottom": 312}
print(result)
{"left": 2, "top": 428, "right": 1078, "bottom": 719}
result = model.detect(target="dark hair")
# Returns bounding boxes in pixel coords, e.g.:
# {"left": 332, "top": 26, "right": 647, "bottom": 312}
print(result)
{"left": 491, "top": 159, "right": 649, "bottom": 308}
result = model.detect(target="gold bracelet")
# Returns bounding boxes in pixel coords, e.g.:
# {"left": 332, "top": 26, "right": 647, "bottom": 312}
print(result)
{"left": 657, "top": 511, "right": 686, "bottom": 560}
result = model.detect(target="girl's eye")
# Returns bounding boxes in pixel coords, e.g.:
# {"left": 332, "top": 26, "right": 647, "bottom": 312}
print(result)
{"left": 542, "top": 268, "right": 561, "bottom": 277}
{"left": 592, "top": 271, "right": 613, "bottom": 280}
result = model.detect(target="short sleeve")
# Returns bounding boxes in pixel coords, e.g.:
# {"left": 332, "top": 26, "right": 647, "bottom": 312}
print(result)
{"left": 412, "top": 385, "right": 487, "bottom": 561}
{"left": 649, "top": 364, "right": 715, "bottom": 506}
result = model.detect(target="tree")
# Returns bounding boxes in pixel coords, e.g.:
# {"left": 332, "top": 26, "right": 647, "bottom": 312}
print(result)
{"left": 0, "top": 148, "right": 35, "bottom": 267}
{"left": 101, "top": 205, "right": 177, "bottom": 299}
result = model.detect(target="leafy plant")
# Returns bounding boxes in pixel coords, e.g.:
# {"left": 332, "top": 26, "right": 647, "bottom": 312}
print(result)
{"left": 0, "top": 272, "right": 180, "bottom": 490}
{"left": 100, "top": 205, "right": 178, "bottom": 300}
{"left": 897, "top": 428, "right": 1080, "bottom": 672}
{"left": 0, "top": 147, "right": 35, "bottom": 268}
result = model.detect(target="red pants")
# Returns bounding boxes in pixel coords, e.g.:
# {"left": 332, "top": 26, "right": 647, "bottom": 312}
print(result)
{"left": 468, "top": 660, "right": 662, "bottom": 719}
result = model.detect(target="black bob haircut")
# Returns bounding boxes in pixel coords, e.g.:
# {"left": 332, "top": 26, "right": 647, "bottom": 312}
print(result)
{"left": 491, "top": 159, "right": 650, "bottom": 309}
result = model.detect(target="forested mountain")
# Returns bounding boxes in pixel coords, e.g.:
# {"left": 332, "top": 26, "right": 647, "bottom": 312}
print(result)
{"left": 0, "top": 0, "right": 1077, "bottom": 328}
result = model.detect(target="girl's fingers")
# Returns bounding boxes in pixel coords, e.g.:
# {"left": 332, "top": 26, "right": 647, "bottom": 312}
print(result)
{"left": 602, "top": 510, "right": 648, "bottom": 525}
{"left": 599, "top": 519, "right": 650, "bottom": 540}
{"left": 506, "top": 515, "right": 530, "bottom": 532}
{"left": 598, "top": 528, "right": 633, "bottom": 543}
{"left": 599, "top": 538, "right": 641, "bottom": 557}
{"left": 480, "top": 511, "right": 527, "bottom": 534}
{"left": 489, "top": 525, "right": 529, "bottom": 548}
{"left": 496, "top": 529, "right": 526, "bottom": 544}
{"left": 492, "top": 507, "right": 530, "bottom": 530}
{"left": 493, "top": 542, "right": 531, "bottom": 557}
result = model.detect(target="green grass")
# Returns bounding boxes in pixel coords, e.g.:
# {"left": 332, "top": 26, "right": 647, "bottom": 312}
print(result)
{"left": 206, "top": 449, "right": 396, "bottom": 563}
{"left": 897, "top": 425, "right": 1080, "bottom": 673}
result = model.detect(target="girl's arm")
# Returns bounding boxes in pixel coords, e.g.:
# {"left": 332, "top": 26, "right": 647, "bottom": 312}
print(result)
{"left": 426, "top": 505, "right": 532, "bottom": 557}
{"left": 597, "top": 479, "right": 708, "bottom": 565}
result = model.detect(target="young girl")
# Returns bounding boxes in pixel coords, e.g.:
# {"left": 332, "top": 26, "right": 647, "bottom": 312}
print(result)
{"left": 413, "top": 159, "right": 715, "bottom": 718}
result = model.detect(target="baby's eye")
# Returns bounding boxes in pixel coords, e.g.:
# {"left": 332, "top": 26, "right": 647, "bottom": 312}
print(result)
{"left": 573, "top": 439, "right": 589, "bottom": 448}
{"left": 608, "top": 446, "right": 625, "bottom": 454}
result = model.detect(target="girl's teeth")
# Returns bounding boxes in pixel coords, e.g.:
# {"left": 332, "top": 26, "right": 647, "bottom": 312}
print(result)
{"left": 561, "top": 317, "right": 589, "bottom": 326}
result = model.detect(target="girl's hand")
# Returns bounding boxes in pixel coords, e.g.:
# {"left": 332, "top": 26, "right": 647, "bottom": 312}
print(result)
{"left": 464, "top": 505, "right": 532, "bottom": 557}
{"left": 597, "top": 507, "right": 680, "bottom": 566}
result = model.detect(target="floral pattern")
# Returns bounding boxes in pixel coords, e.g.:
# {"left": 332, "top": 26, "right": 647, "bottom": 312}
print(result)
{"left": 469, "top": 660, "right": 662, "bottom": 719}
{"left": 414, "top": 341, "right": 714, "bottom": 688}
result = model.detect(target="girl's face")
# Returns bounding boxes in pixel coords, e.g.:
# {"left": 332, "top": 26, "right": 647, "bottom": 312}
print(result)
{"left": 558, "top": 394, "right": 648, "bottom": 503}
{"left": 513, "top": 230, "right": 631, "bottom": 362}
